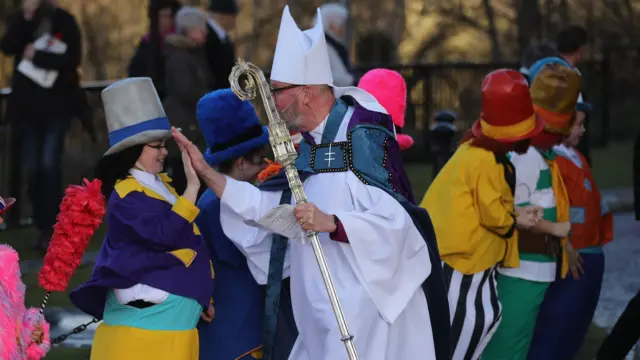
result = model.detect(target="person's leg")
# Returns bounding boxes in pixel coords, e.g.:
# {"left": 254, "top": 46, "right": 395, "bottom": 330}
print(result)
{"left": 527, "top": 253, "right": 605, "bottom": 360}
{"left": 481, "top": 274, "right": 550, "bottom": 360}
{"left": 597, "top": 289, "right": 640, "bottom": 360}
{"left": 442, "top": 263, "right": 502, "bottom": 360}
{"left": 18, "top": 121, "right": 44, "bottom": 235}
{"left": 37, "top": 118, "right": 70, "bottom": 248}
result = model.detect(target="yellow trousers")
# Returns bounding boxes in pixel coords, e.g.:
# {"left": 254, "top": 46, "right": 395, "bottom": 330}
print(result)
{"left": 90, "top": 323, "right": 199, "bottom": 360}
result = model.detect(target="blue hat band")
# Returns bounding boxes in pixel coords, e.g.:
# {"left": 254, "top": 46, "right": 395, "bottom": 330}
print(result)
{"left": 108, "top": 117, "right": 171, "bottom": 147}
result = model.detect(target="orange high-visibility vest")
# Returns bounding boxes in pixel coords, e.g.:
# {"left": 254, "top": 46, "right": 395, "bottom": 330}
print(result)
{"left": 555, "top": 149, "right": 613, "bottom": 249}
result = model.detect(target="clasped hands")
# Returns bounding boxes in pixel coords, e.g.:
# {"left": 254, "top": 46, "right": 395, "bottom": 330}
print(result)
{"left": 515, "top": 204, "right": 582, "bottom": 279}
{"left": 514, "top": 205, "right": 543, "bottom": 229}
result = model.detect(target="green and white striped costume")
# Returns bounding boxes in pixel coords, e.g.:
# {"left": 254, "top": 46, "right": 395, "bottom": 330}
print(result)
{"left": 499, "top": 146, "right": 558, "bottom": 282}
{"left": 482, "top": 146, "right": 560, "bottom": 360}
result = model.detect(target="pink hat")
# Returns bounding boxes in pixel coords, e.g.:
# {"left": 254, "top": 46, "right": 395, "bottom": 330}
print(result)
{"left": 358, "top": 69, "right": 414, "bottom": 150}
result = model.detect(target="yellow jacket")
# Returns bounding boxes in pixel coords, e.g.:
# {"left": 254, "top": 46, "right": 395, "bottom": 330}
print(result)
{"left": 420, "top": 143, "right": 519, "bottom": 274}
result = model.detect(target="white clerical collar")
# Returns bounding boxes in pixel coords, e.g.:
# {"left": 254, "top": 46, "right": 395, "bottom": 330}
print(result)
{"left": 208, "top": 18, "right": 227, "bottom": 41}
{"left": 309, "top": 114, "right": 329, "bottom": 144}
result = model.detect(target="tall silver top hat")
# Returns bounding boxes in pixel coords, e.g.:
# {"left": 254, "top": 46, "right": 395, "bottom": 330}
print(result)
{"left": 102, "top": 77, "right": 171, "bottom": 156}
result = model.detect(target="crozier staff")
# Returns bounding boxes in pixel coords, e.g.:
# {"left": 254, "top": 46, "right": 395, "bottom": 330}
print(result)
{"left": 172, "top": 5, "right": 451, "bottom": 360}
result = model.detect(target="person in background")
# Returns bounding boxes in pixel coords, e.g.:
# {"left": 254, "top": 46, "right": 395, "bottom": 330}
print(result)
{"left": 556, "top": 25, "right": 587, "bottom": 67}
{"left": 428, "top": 110, "right": 457, "bottom": 179}
{"left": 314, "top": 3, "right": 354, "bottom": 86}
{"left": 519, "top": 42, "right": 561, "bottom": 84}
{"left": 163, "top": 6, "right": 214, "bottom": 194}
{"left": 556, "top": 24, "right": 591, "bottom": 165}
{"left": 128, "top": 0, "right": 181, "bottom": 100}
{"left": 204, "top": 0, "right": 237, "bottom": 90}
{"left": 595, "top": 78, "right": 640, "bottom": 360}
{"left": 0, "top": 0, "right": 82, "bottom": 251}
{"left": 525, "top": 86, "right": 613, "bottom": 360}
{"left": 596, "top": 291, "right": 640, "bottom": 360}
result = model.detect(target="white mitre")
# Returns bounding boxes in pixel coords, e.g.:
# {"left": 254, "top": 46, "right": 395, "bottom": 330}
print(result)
{"left": 270, "top": 6, "right": 387, "bottom": 115}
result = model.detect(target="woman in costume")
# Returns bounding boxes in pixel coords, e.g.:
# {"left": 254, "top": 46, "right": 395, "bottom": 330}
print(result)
{"left": 69, "top": 78, "right": 214, "bottom": 360}
{"left": 482, "top": 57, "right": 579, "bottom": 360}
{"left": 420, "top": 69, "right": 544, "bottom": 360}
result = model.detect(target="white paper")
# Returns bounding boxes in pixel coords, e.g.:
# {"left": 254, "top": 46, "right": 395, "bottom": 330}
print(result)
{"left": 17, "top": 34, "right": 67, "bottom": 89}
{"left": 256, "top": 204, "right": 306, "bottom": 244}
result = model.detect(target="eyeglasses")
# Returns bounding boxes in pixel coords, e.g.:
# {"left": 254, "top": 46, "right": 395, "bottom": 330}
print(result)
{"left": 270, "top": 84, "right": 301, "bottom": 94}
{"left": 146, "top": 143, "right": 166, "bottom": 150}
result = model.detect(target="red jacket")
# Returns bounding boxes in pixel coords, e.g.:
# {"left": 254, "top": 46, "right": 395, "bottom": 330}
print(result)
{"left": 555, "top": 147, "right": 613, "bottom": 249}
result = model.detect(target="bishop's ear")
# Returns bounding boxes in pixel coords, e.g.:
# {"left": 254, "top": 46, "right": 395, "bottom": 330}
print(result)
{"left": 300, "top": 85, "right": 315, "bottom": 106}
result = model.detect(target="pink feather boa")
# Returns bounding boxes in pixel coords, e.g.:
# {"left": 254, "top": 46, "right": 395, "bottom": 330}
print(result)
{"left": 0, "top": 245, "right": 50, "bottom": 360}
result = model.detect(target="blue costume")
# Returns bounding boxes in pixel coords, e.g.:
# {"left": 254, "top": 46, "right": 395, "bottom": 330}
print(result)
{"left": 195, "top": 89, "right": 297, "bottom": 360}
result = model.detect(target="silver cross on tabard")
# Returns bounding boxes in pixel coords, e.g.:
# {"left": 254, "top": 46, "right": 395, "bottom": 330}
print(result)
{"left": 325, "top": 143, "right": 335, "bottom": 168}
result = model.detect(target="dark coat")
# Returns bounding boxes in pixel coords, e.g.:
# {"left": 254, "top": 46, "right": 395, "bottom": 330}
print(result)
{"left": 0, "top": 7, "right": 82, "bottom": 123}
{"left": 204, "top": 24, "right": 235, "bottom": 90}
{"left": 128, "top": 35, "right": 169, "bottom": 100}
{"left": 163, "top": 34, "right": 213, "bottom": 149}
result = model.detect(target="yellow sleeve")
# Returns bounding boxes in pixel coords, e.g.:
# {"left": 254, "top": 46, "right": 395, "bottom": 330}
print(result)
{"left": 172, "top": 196, "right": 200, "bottom": 223}
{"left": 474, "top": 164, "right": 516, "bottom": 238}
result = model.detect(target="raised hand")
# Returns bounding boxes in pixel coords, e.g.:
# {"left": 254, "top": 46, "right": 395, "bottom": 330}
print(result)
{"left": 172, "top": 127, "right": 209, "bottom": 174}
{"left": 181, "top": 145, "right": 200, "bottom": 190}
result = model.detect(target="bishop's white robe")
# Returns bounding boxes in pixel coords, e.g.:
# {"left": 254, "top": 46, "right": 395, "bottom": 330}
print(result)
{"left": 219, "top": 107, "right": 436, "bottom": 360}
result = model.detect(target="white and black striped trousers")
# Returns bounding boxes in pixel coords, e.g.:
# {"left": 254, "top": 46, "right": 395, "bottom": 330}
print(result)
{"left": 443, "top": 262, "right": 502, "bottom": 360}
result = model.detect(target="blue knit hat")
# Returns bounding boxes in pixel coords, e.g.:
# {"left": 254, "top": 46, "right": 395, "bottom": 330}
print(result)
{"left": 197, "top": 89, "right": 269, "bottom": 166}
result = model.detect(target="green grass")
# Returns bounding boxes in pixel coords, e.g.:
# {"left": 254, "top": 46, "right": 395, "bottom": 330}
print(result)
{"left": 0, "top": 224, "right": 107, "bottom": 262}
{"left": 591, "top": 141, "right": 634, "bottom": 189}
{"left": 23, "top": 265, "right": 94, "bottom": 308}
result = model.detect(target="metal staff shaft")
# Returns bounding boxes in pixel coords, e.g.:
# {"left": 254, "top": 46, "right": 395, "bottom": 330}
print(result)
{"left": 230, "top": 59, "right": 359, "bottom": 360}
